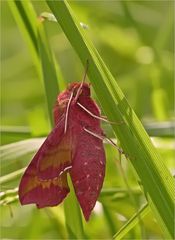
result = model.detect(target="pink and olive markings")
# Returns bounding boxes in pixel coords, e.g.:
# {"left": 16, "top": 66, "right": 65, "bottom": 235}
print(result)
{"left": 18, "top": 118, "right": 72, "bottom": 208}
{"left": 19, "top": 81, "right": 106, "bottom": 220}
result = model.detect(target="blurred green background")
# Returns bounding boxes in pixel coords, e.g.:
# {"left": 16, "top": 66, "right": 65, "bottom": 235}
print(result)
{"left": 1, "top": 1, "right": 174, "bottom": 239}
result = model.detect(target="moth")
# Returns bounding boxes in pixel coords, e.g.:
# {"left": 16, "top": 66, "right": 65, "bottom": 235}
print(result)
{"left": 19, "top": 71, "right": 106, "bottom": 221}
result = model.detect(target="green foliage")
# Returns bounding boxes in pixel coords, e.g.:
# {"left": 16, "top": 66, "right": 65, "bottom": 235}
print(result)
{"left": 1, "top": 0, "right": 174, "bottom": 239}
{"left": 113, "top": 203, "right": 150, "bottom": 239}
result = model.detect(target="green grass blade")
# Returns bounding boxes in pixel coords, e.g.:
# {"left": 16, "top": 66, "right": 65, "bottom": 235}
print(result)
{"left": 0, "top": 126, "right": 31, "bottom": 135}
{"left": 1, "top": 138, "right": 44, "bottom": 162}
{"left": 37, "top": 16, "right": 84, "bottom": 238}
{"left": 37, "top": 20, "right": 60, "bottom": 126}
{"left": 0, "top": 138, "right": 44, "bottom": 176}
{"left": 8, "top": 0, "right": 40, "bottom": 76}
{"left": 64, "top": 176, "right": 85, "bottom": 239}
{"left": 113, "top": 203, "right": 150, "bottom": 240}
{"left": 102, "top": 204, "right": 117, "bottom": 236}
{"left": 0, "top": 168, "right": 26, "bottom": 185}
{"left": 0, "top": 188, "right": 19, "bottom": 206}
{"left": 0, "top": 188, "right": 18, "bottom": 200}
{"left": 0, "top": 126, "right": 31, "bottom": 144}
{"left": 144, "top": 121, "right": 175, "bottom": 138}
{"left": 46, "top": 1, "right": 174, "bottom": 238}
{"left": 8, "top": 0, "right": 65, "bottom": 92}
{"left": 37, "top": 8, "right": 84, "bottom": 237}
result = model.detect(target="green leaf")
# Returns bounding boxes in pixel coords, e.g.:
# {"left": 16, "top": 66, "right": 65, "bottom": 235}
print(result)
{"left": 0, "top": 138, "right": 44, "bottom": 176}
{"left": 46, "top": 1, "right": 174, "bottom": 238}
{"left": 0, "top": 168, "right": 25, "bottom": 185}
{"left": 102, "top": 204, "right": 118, "bottom": 236}
{"left": 1, "top": 138, "right": 44, "bottom": 162}
{"left": 37, "top": 20, "right": 60, "bottom": 126}
{"left": 0, "top": 188, "right": 19, "bottom": 206}
{"left": 113, "top": 203, "right": 150, "bottom": 239}
{"left": 8, "top": 0, "right": 40, "bottom": 77}
{"left": 37, "top": 13, "right": 84, "bottom": 239}
{"left": 64, "top": 176, "right": 85, "bottom": 239}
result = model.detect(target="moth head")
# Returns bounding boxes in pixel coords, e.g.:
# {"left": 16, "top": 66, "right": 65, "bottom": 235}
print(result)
{"left": 68, "top": 82, "right": 90, "bottom": 97}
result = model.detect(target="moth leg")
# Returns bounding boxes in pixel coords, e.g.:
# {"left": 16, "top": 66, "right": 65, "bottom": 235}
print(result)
{"left": 74, "top": 60, "right": 89, "bottom": 102}
{"left": 83, "top": 127, "right": 125, "bottom": 155}
{"left": 78, "top": 102, "right": 123, "bottom": 125}
{"left": 64, "top": 92, "right": 73, "bottom": 133}
{"left": 101, "top": 115, "right": 123, "bottom": 123}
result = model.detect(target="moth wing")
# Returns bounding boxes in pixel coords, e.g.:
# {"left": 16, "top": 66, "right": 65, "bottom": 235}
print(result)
{"left": 19, "top": 118, "right": 71, "bottom": 208}
{"left": 37, "top": 120, "right": 72, "bottom": 180}
{"left": 70, "top": 124, "right": 105, "bottom": 221}
{"left": 19, "top": 171, "right": 69, "bottom": 208}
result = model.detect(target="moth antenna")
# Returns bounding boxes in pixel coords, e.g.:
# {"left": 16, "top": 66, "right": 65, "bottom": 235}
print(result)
{"left": 83, "top": 127, "right": 125, "bottom": 155}
{"left": 64, "top": 92, "right": 74, "bottom": 134}
{"left": 77, "top": 102, "right": 123, "bottom": 125}
{"left": 74, "top": 60, "right": 89, "bottom": 102}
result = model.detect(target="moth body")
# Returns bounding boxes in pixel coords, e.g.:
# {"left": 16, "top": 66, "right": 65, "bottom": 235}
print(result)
{"left": 19, "top": 82, "right": 106, "bottom": 221}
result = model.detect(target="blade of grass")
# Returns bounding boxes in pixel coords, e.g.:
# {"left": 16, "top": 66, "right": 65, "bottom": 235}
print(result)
{"left": 46, "top": 1, "right": 174, "bottom": 238}
{"left": 8, "top": 0, "right": 40, "bottom": 77}
{"left": 37, "top": 19, "right": 59, "bottom": 126}
{"left": 0, "top": 168, "right": 26, "bottom": 185}
{"left": 102, "top": 204, "right": 118, "bottom": 236}
{"left": 99, "top": 187, "right": 141, "bottom": 203}
{"left": 0, "top": 194, "right": 19, "bottom": 206}
{"left": 64, "top": 176, "right": 85, "bottom": 239}
{"left": 144, "top": 121, "right": 175, "bottom": 138}
{"left": 0, "top": 188, "right": 18, "bottom": 200}
{"left": 37, "top": 14, "right": 84, "bottom": 238}
{"left": 0, "top": 126, "right": 32, "bottom": 144}
{"left": 1, "top": 138, "right": 45, "bottom": 162}
{"left": 0, "top": 126, "right": 31, "bottom": 135}
{"left": 113, "top": 203, "right": 150, "bottom": 240}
